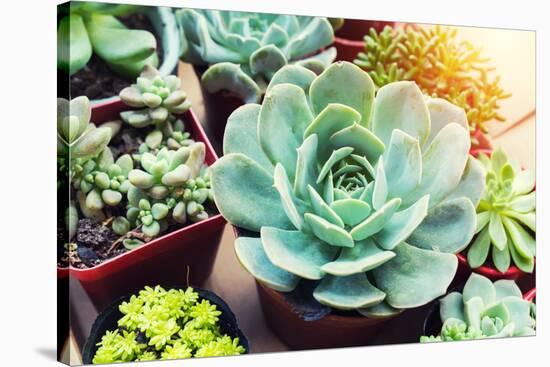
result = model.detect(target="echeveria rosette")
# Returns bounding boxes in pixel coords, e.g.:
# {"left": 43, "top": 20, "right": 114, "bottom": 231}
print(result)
{"left": 210, "top": 61, "right": 485, "bottom": 315}
{"left": 467, "top": 148, "right": 536, "bottom": 273}
{"left": 176, "top": 9, "right": 336, "bottom": 103}
{"left": 57, "top": 3, "right": 158, "bottom": 76}
{"left": 421, "top": 273, "right": 535, "bottom": 342}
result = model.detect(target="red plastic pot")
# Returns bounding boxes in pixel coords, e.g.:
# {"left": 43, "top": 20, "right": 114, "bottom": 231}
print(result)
{"left": 333, "top": 20, "right": 395, "bottom": 62}
{"left": 256, "top": 281, "right": 393, "bottom": 350}
{"left": 61, "top": 99, "right": 226, "bottom": 311}
{"left": 523, "top": 288, "right": 536, "bottom": 302}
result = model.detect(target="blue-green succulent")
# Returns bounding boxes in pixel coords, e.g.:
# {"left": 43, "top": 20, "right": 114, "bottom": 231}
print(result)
{"left": 176, "top": 9, "right": 336, "bottom": 103}
{"left": 467, "top": 149, "right": 536, "bottom": 273}
{"left": 421, "top": 273, "right": 535, "bottom": 342}
{"left": 211, "top": 62, "right": 485, "bottom": 315}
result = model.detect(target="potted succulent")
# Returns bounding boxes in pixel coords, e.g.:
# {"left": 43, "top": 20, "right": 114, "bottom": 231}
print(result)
{"left": 330, "top": 17, "right": 395, "bottom": 62}
{"left": 354, "top": 25, "right": 510, "bottom": 151}
{"left": 176, "top": 9, "right": 337, "bottom": 151}
{"left": 57, "top": 2, "right": 180, "bottom": 103}
{"left": 57, "top": 66, "right": 225, "bottom": 310}
{"left": 457, "top": 148, "right": 535, "bottom": 281}
{"left": 82, "top": 285, "right": 249, "bottom": 364}
{"left": 210, "top": 61, "right": 485, "bottom": 349}
{"left": 422, "top": 273, "right": 536, "bottom": 341}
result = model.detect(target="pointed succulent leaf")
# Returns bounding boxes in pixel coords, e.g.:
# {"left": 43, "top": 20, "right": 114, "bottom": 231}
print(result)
{"left": 424, "top": 98, "right": 468, "bottom": 148}
{"left": 294, "top": 134, "right": 319, "bottom": 200}
{"left": 235, "top": 237, "right": 299, "bottom": 292}
{"left": 463, "top": 272, "right": 496, "bottom": 305}
{"left": 372, "top": 242, "right": 458, "bottom": 308}
{"left": 309, "top": 62, "right": 375, "bottom": 125}
{"left": 261, "top": 227, "right": 338, "bottom": 280}
{"left": 210, "top": 154, "right": 293, "bottom": 232}
{"left": 321, "top": 239, "right": 395, "bottom": 276}
{"left": 329, "top": 123, "right": 385, "bottom": 164}
{"left": 304, "top": 213, "right": 354, "bottom": 248}
{"left": 467, "top": 226, "right": 492, "bottom": 268}
{"left": 313, "top": 273, "right": 386, "bottom": 310}
{"left": 351, "top": 198, "right": 401, "bottom": 241}
{"left": 273, "top": 164, "right": 309, "bottom": 230}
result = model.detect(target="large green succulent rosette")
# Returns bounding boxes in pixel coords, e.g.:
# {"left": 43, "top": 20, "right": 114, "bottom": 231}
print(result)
{"left": 210, "top": 62, "right": 486, "bottom": 316}
{"left": 176, "top": 9, "right": 336, "bottom": 103}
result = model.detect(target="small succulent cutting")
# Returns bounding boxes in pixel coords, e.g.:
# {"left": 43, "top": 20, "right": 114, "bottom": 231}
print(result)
{"left": 354, "top": 25, "right": 510, "bottom": 136}
{"left": 57, "top": 2, "right": 158, "bottom": 76}
{"left": 176, "top": 9, "right": 337, "bottom": 103}
{"left": 92, "top": 286, "right": 246, "bottom": 364}
{"left": 421, "top": 273, "right": 535, "bottom": 342}
{"left": 467, "top": 148, "right": 536, "bottom": 273}
{"left": 211, "top": 62, "right": 485, "bottom": 316}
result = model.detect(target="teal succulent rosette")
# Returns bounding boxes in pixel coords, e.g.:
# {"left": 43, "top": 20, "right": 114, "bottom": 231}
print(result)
{"left": 210, "top": 62, "right": 486, "bottom": 316}
{"left": 176, "top": 9, "right": 337, "bottom": 103}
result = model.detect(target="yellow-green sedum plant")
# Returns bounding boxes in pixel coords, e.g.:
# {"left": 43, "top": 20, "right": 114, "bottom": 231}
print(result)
{"left": 354, "top": 25, "right": 510, "bottom": 137}
{"left": 421, "top": 273, "right": 535, "bottom": 342}
{"left": 468, "top": 148, "right": 536, "bottom": 273}
{"left": 210, "top": 62, "right": 485, "bottom": 316}
{"left": 57, "top": 2, "right": 158, "bottom": 77}
{"left": 176, "top": 9, "right": 336, "bottom": 103}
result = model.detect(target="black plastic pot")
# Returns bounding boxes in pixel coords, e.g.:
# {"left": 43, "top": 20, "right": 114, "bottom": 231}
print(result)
{"left": 82, "top": 286, "right": 250, "bottom": 364}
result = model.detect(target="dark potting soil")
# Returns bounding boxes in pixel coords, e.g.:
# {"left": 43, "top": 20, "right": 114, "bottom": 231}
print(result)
{"left": 58, "top": 119, "right": 220, "bottom": 269}
{"left": 68, "top": 13, "right": 164, "bottom": 100}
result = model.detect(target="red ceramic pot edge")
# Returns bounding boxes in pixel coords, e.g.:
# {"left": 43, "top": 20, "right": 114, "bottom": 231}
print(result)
{"left": 523, "top": 288, "right": 536, "bottom": 302}
{"left": 57, "top": 99, "right": 226, "bottom": 282}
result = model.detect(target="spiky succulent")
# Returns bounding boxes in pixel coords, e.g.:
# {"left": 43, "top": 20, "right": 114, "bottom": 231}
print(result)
{"left": 124, "top": 144, "right": 213, "bottom": 238}
{"left": 211, "top": 62, "right": 485, "bottom": 315}
{"left": 92, "top": 286, "right": 245, "bottom": 364}
{"left": 421, "top": 273, "right": 535, "bottom": 342}
{"left": 354, "top": 25, "right": 510, "bottom": 135}
{"left": 467, "top": 149, "right": 536, "bottom": 273}
{"left": 57, "top": 2, "right": 158, "bottom": 76}
{"left": 176, "top": 9, "right": 336, "bottom": 103}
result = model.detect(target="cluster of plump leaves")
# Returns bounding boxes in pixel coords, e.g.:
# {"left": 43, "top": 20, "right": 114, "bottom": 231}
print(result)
{"left": 421, "top": 273, "right": 536, "bottom": 343}
{"left": 92, "top": 286, "right": 245, "bottom": 364}
{"left": 354, "top": 25, "right": 510, "bottom": 136}
{"left": 467, "top": 148, "right": 536, "bottom": 273}
{"left": 176, "top": 9, "right": 337, "bottom": 103}
{"left": 210, "top": 61, "right": 485, "bottom": 315}
{"left": 57, "top": 2, "right": 158, "bottom": 76}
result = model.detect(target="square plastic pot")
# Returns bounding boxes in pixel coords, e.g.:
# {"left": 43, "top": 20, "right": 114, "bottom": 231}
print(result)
{"left": 63, "top": 99, "right": 226, "bottom": 311}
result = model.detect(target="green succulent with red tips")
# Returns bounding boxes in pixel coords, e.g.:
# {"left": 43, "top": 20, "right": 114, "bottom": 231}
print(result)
{"left": 210, "top": 61, "right": 485, "bottom": 315}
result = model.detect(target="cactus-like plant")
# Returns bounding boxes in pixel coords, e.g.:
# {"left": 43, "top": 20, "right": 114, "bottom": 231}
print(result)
{"left": 176, "top": 9, "right": 337, "bottom": 103}
{"left": 421, "top": 273, "right": 535, "bottom": 342}
{"left": 125, "top": 144, "right": 213, "bottom": 237}
{"left": 210, "top": 62, "right": 485, "bottom": 315}
{"left": 467, "top": 149, "right": 536, "bottom": 273}
{"left": 57, "top": 2, "right": 158, "bottom": 77}
{"left": 354, "top": 25, "right": 510, "bottom": 136}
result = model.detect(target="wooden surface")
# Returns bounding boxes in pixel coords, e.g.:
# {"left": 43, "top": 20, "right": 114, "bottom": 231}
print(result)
{"left": 65, "top": 24, "right": 536, "bottom": 363}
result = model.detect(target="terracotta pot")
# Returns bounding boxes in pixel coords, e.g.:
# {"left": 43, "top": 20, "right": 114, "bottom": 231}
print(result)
{"left": 82, "top": 287, "right": 250, "bottom": 364}
{"left": 333, "top": 20, "right": 395, "bottom": 62}
{"left": 256, "top": 281, "right": 392, "bottom": 350}
{"left": 60, "top": 99, "right": 226, "bottom": 311}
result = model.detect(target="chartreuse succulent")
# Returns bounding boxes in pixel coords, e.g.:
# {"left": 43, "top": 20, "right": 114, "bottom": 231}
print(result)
{"left": 124, "top": 143, "right": 213, "bottom": 238}
{"left": 176, "top": 9, "right": 336, "bottom": 103}
{"left": 467, "top": 149, "right": 536, "bottom": 273}
{"left": 57, "top": 2, "right": 158, "bottom": 76}
{"left": 92, "top": 286, "right": 245, "bottom": 364}
{"left": 211, "top": 62, "right": 485, "bottom": 315}
{"left": 354, "top": 25, "right": 510, "bottom": 136}
{"left": 421, "top": 273, "right": 535, "bottom": 342}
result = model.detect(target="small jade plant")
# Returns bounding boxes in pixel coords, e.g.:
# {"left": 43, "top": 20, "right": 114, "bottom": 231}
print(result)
{"left": 92, "top": 286, "right": 245, "bottom": 364}
{"left": 176, "top": 9, "right": 336, "bottom": 103}
{"left": 354, "top": 25, "right": 510, "bottom": 137}
{"left": 211, "top": 62, "right": 485, "bottom": 316}
{"left": 57, "top": 2, "right": 158, "bottom": 77}
{"left": 467, "top": 148, "right": 536, "bottom": 273}
{"left": 421, "top": 273, "right": 535, "bottom": 342}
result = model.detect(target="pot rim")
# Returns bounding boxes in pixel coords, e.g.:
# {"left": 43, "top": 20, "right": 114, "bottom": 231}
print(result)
{"left": 89, "top": 6, "right": 181, "bottom": 106}
{"left": 456, "top": 253, "right": 525, "bottom": 279}
{"left": 58, "top": 98, "right": 222, "bottom": 275}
